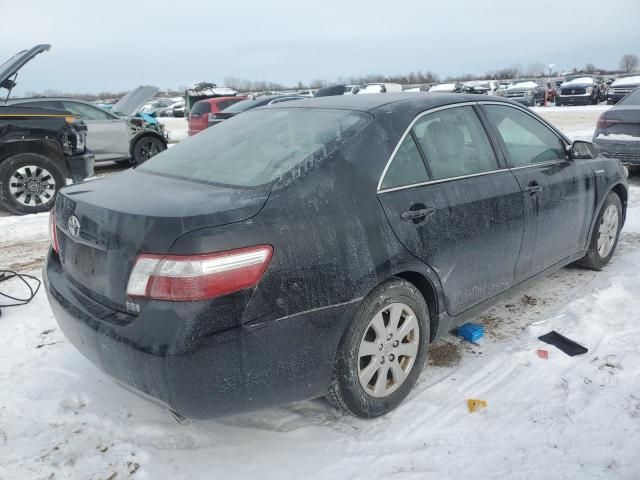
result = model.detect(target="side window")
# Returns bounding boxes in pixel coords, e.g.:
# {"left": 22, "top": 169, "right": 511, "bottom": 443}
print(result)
{"left": 61, "top": 101, "right": 112, "bottom": 120}
{"left": 25, "top": 100, "right": 64, "bottom": 110}
{"left": 381, "top": 135, "right": 429, "bottom": 190}
{"left": 484, "top": 105, "right": 566, "bottom": 167}
{"left": 413, "top": 106, "right": 498, "bottom": 180}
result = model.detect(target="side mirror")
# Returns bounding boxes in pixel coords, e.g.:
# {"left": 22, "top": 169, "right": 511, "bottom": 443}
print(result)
{"left": 568, "top": 140, "right": 598, "bottom": 160}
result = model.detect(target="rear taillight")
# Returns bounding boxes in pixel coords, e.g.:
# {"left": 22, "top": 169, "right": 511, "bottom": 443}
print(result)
{"left": 596, "top": 115, "right": 622, "bottom": 129}
{"left": 126, "top": 245, "right": 273, "bottom": 302}
{"left": 49, "top": 210, "right": 59, "bottom": 254}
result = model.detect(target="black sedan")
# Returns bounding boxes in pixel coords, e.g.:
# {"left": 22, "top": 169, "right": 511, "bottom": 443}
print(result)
{"left": 44, "top": 94, "right": 628, "bottom": 419}
{"left": 594, "top": 87, "right": 640, "bottom": 168}
{"left": 206, "top": 94, "right": 306, "bottom": 128}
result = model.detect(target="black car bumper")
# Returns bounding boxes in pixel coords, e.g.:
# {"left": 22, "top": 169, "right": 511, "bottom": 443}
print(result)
{"left": 593, "top": 137, "right": 640, "bottom": 165}
{"left": 65, "top": 152, "right": 95, "bottom": 182}
{"left": 44, "top": 251, "right": 352, "bottom": 418}
{"left": 556, "top": 95, "right": 592, "bottom": 106}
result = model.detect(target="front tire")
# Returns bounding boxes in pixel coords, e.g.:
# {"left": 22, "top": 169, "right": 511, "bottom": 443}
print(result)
{"left": 327, "top": 278, "right": 430, "bottom": 418}
{"left": 0, "top": 153, "right": 65, "bottom": 215}
{"left": 576, "top": 192, "right": 622, "bottom": 270}
{"left": 131, "top": 136, "right": 166, "bottom": 165}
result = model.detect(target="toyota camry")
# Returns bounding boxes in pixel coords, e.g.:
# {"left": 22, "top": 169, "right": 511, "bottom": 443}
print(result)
{"left": 45, "top": 93, "right": 628, "bottom": 419}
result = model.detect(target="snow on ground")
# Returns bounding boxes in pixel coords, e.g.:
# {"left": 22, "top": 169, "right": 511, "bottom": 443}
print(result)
{"left": 158, "top": 117, "right": 188, "bottom": 143}
{"left": 1, "top": 106, "right": 639, "bottom": 480}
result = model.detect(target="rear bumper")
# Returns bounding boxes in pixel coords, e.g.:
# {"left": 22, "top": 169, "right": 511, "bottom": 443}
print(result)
{"left": 594, "top": 137, "right": 640, "bottom": 165}
{"left": 44, "top": 251, "right": 351, "bottom": 418}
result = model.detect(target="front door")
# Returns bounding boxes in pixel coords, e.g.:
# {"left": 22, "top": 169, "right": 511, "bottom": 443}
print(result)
{"left": 378, "top": 104, "right": 525, "bottom": 316}
{"left": 481, "top": 103, "right": 595, "bottom": 280}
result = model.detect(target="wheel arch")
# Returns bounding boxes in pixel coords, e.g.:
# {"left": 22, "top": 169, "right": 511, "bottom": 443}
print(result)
{"left": 393, "top": 271, "right": 440, "bottom": 342}
{"left": 129, "top": 130, "right": 167, "bottom": 155}
{"left": 0, "top": 140, "right": 68, "bottom": 176}
{"left": 611, "top": 183, "right": 628, "bottom": 224}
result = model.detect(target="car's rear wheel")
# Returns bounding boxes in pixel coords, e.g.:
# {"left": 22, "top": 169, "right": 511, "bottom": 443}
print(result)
{"left": 132, "top": 136, "right": 166, "bottom": 165}
{"left": 327, "top": 278, "right": 429, "bottom": 418}
{"left": 576, "top": 192, "right": 622, "bottom": 270}
{"left": 0, "top": 153, "right": 65, "bottom": 215}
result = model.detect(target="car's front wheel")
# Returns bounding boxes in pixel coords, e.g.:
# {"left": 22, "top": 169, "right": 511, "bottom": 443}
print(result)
{"left": 0, "top": 153, "right": 65, "bottom": 215}
{"left": 327, "top": 278, "right": 429, "bottom": 418}
{"left": 132, "top": 136, "right": 166, "bottom": 165}
{"left": 576, "top": 192, "right": 623, "bottom": 270}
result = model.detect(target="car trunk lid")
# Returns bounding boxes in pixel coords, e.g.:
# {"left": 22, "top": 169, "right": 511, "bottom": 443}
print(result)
{"left": 54, "top": 169, "right": 270, "bottom": 311}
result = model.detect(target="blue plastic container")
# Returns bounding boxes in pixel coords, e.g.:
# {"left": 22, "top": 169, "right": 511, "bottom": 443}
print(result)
{"left": 458, "top": 322, "right": 484, "bottom": 343}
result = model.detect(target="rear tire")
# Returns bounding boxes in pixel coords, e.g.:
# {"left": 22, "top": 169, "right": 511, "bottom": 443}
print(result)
{"left": 575, "top": 192, "right": 622, "bottom": 270}
{"left": 327, "top": 278, "right": 430, "bottom": 418}
{"left": 131, "top": 136, "right": 166, "bottom": 165}
{"left": 0, "top": 153, "right": 65, "bottom": 215}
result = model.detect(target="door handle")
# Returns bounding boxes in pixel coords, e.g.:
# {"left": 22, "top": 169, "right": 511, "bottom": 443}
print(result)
{"left": 524, "top": 182, "right": 542, "bottom": 194}
{"left": 401, "top": 208, "right": 435, "bottom": 223}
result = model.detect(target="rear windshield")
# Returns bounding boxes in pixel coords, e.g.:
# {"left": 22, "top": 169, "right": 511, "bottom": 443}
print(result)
{"left": 139, "top": 108, "right": 372, "bottom": 187}
{"left": 190, "top": 101, "right": 211, "bottom": 115}
{"left": 619, "top": 88, "right": 640, "bottom": 106}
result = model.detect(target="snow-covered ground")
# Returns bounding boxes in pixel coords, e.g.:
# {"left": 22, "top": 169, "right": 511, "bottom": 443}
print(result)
{"left": 1, "top": 106, "right": 640, "bottom": 479}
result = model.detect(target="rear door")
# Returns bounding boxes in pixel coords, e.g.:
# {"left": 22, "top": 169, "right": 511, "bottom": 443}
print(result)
{"left": 378, "top": 104, "right": 525, "bottom": 316}
{"left": 61, "top": 101, "right": 130, "bottom": 161}
{"left": 481, "top": 103, "right": 595, "bottom": 279}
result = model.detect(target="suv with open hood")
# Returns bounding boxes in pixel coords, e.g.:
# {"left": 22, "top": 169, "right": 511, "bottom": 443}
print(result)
{"left": 7, "top": 85, "right": 167, "bottom": 166}
{"left": 0, "top": 44, "right": 93, "bottom": 214}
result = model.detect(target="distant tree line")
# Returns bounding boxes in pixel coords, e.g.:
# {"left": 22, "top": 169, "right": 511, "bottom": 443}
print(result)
{"left": 21, "top": 54, "right": 639, "bottom": 100}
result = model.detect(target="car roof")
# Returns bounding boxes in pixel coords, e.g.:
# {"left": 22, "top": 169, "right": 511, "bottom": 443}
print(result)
{"left": 265, "top": 92, "right": 518, "bottom": 113}
{"left": 199, "top": 96, "right": 246, "bottom": 104}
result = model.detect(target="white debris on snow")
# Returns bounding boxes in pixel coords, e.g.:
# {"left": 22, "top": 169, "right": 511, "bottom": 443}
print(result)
{"left": 0, "top": 114, "right": 639, "bottom": 479}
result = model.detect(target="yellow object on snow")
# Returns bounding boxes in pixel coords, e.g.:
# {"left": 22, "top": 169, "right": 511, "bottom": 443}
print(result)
{"left": 467, "top": 399, "right": 488, "bottom": 413}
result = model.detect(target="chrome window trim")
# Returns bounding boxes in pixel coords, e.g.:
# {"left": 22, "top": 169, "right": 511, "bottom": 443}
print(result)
{"left": 508, "top": 159, "right": 568, "bottom": 171}
{"left": 377, "top": 101, "right": 480, "bottom": 192}
{"left": 376, "top": 100, "right": 571, "bottom": 195}
{"left": 378, "top": 168, "right": 509, "bottom": 194}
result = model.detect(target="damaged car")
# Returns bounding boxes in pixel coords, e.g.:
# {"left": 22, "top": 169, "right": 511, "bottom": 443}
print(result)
{"left": 7, "top": 86, "right": 167, "bottom": 166}
{"left": 45, "top": 93, "right": 627, "bottom": 419}
{"left": 593, "top": 86, "right": 640, "bottom": 169}
{"left": 0, "top": 44, "right": 93, "bottom": 214}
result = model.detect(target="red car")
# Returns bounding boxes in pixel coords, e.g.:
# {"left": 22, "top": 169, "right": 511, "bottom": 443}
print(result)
{"left": 188, "top": 96, "right": 246, "bottom": 136}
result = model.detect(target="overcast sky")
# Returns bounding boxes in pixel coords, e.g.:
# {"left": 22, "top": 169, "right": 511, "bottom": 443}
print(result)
{"left": 3, "top": 0, "right": 639, "bottom": 95}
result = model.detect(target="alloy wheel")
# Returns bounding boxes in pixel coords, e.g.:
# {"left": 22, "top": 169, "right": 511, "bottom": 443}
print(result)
{"left": 357, "top": 302, "right": 420, "bottom": 398}
{"left": 597, "top": 204, "right": 619, "bottom": 258}
{"left": 137, "top": 139, "right": 162, "bottom": 162}
{"left": 9, "top": 165, "right": 57, "bottom": 207}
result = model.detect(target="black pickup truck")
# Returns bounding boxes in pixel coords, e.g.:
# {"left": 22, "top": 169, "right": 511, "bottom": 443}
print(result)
{"left": 0, "top": 45, "right": 94, "bottom": 214}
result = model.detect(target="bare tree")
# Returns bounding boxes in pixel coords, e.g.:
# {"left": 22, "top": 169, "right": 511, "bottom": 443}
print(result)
{"left": 525, "top": 63, "right": 546, "bottom": 77}
{"left": 619, "top": 54, "right": 639, "bottom": 74}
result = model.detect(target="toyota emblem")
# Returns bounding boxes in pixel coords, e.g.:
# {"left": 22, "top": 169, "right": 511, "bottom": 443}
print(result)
{"left": 68, "top": 215, "right": 80, "bottom": 238}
